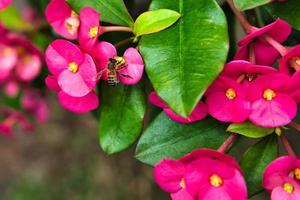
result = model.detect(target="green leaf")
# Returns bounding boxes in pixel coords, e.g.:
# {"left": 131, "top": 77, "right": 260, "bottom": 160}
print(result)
{"left": 265, "top": 0, "right": 300, "bottom": 30}
{"left": 240, "top": 135, "right": 278, "bottom": 196}
{"left": 0, "top": 5, "right": 33, "bottom": 31}
{"left": 233, "top": 0, "right": 272, "bottom": 11}
{"left": 99, "top": 83, "right": 146, "bottom": 154}
{"left": 227, "top": 121, "right": 274, "bottom": 138}
{"left": 139, "top": 0, "right": 228, "bottom": 117}
{"left": 133, "top": 9, "right": 181, "bottom": 37}
{"left": 135, "top": 113, "right": 228, "bottom": 166}
{"left": 67, "top": 0, "right": 133, "bottom": 27}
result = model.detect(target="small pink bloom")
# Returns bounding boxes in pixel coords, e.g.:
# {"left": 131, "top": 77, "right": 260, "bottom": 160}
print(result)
{"left": 0, "top": 43, "right": 17, "bottom": 81}
{"left": 205, "top": 77, "right": 250, "bottom": 123}
{"left": 149, "top": 92, "right": 207, "bottom": 124}
{"left": 235, "top": 19, "right": 291, "bottom": 66}
{"left": 78, "top": 7, "right": 102, "bottom": 51}
{"left": 154, "top": 149, "right": 247, "bottom": 200}
{"left": 92, "top": 41, "right": 144, "bottom": 85}
{"left": 45, "top": 0, "right": 79, "bottom": 39}
{"left": 263, "top": 156, "right": 300, "bottom": 200}
{"left": 15, "top": 53, "right": 42, "bottom": 81}
{"left": 3, "top": 79, "right": 19, "bottom": 97}
{"left": 45, "top": 76, "right": 99, "bottom": 113}
{"left": 248, "top": 73, "right": 297, "bottom": 127}
{"left": 45, "top": 39, "right": 97, "bottom": 97}
{"left": 279, "top": 45, "right": 300, "bottom": 75}
{"left": 0, "top": 0, "right": 12, "bottom": 9}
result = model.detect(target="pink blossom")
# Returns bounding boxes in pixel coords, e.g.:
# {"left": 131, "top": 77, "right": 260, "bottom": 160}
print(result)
{"left": 45, "top": 39, "right": 98, "bottom": 97}
{"left": 3, "top": 79, "right": 19, "bottom": 97}
{"left": 45, "top": 76, "right": 99, "bottom": 113}
{"left": 92, "top": 41, "right": 144, "bottom": 85}
{"left": 149, "top": 92, "right": 207, "bottom": 124}
{"left": 78, "top": 7, "right": 102, "bottom": 51}
{"left": 279, "top": 45, "right": 300, "bottom": 75}
{"left": 248, "top": 73, "right": 297, "bottom": 128}
{"left": 45, "top": 0, "right": 79, "bottom": 39}
{"left": 0, "top": 0, "right": 12, "bottom": 9}
{"left": 205, "top": 76, "right": 250, "bottom": 123}
{"left": 234, "top": 19, "right": 291, "bottom": 66}
{"left": 154, "top": 149, "right": 247, "bottom": 200}
{"left": 0, "top": 43, "right": 17, "bottom": 81}
{"left": 263, "top": 156, "right": 300, "bottom": 200}
{"left": 15, "top": 53, "right": 42, "bottom": 82}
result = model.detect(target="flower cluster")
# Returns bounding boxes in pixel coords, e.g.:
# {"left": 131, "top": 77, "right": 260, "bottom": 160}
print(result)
{"left": 154, "top": 149, "right": 247, "bottom": 200}
{"left": 45, "top": 0, "right": 144, "bottom": 113}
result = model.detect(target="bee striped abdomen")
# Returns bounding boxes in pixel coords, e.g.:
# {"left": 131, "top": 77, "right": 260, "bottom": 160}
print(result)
{"left": 107, "top": 70, "right": 119, "bottom": 86}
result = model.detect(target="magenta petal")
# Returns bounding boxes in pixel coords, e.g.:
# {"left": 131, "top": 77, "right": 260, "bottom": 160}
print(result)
{"left": 199, "top": 186, "right": 232, "bottom": 200}
{"left": 0, "top": 0, "right": 12, "bottom": 9}
{"left": 249, "top": 94, "right": 297, "bottom": 128}
{"left": 58, "top": 91, "right": 99, "bottom": 113}
{"left": 4, "top": 80, "right": 19, "bottom": 97}
{"left": 45, "top": 0, "right": 78, "bottom": 39}
{"left": 280, "top": 45, "right": 300, "bottom": 75}
{"left": 224, "top": 171, "right": 248, "bottom": 200}
{"left": 253, "top": 39, "right": 281, "bottom": 66}
{"left": 149, "top": 92, "right": 168, "bottom": 108}
{"left": 271, "top": 185, "right": 300, "bottom": 200}
{"left": 154, "top": 159, "right": 185, "bottom": 193}
{"left": 15, "top": 54, "right": 42, "bottom": 81}
{"left": 0, "top": 44, "right": 17, "bottom": 81}
{"left": 171, "top": 189, "right": 194, "bottom": 200}
{"left": 45, "top": 76, "right": 60, "bottom": 92}
{"left": 45, "top": 39, "right": 84, "bottom": 76}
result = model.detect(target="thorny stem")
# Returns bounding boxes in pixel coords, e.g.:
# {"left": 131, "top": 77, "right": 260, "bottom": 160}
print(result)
{"left": 226, "top": 0, "right": 253, "bottom": 33}
{"left": 262, "top": 35, "right": 288, "bottom": 56}
{"left": 290, "top": 121, "right": 300, "bottom": 132}
{"left": 280, "top": 133, "right": 297, "bottom": 157}
{"left": 218, "top": 133, "right": 237, "bottom": 153}
{"left": 102, "top": 26, "right": 133, "bottom": 33}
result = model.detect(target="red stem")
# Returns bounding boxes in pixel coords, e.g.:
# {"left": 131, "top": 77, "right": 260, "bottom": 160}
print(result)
{"left": 262, "top": 35, "right": 288, "bottom": 56}
{"left": 226, "top": 0, "right": 253, "bottom": 33}
{"left": 290, "top": 121, "right": 300, "bottom": 132}
{"left": 280, "top": 134, "right": 297, "bottom": 157}
{"left": 218, "top": 133, "right": 237, "bottom": 153}
{"left": 249, "top": 44, "right": 256, "bottom": 64}
{"left": 102, "top": 26, "right": 133, "bottom": 33}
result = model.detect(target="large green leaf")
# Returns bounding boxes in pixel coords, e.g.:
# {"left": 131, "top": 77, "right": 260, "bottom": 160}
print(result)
{"left": 266, "top": 0, "right": 300, "bottom": 30}
{"left": 133, "top": 9, "right": 181, "bottom": 37}
{"left": 135, "top": 113, "right": 228, "bottom": 166}
{"left": 240, "top": 135, "right": 278, "bottom": 196}
{"left": 99, "top": 84, "right": 146, "bottom": 154}
{"left": 227, "top": 121, "right": 274, "bottom": 138}
{"left": 67, "top": 0, "right": 133, "bottom": 27}
{"left": 139, "top": 0, "right": 228, "bottom": 117}
{"left": 233, "top": 0, "right": 272, "bottom": 11}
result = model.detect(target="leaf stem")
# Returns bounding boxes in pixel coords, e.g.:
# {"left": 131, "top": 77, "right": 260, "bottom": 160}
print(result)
{"left": 280, "top": 133, "right": 297, "bottom": 157}
{"left": 102, "top": 26, "right": 133, "bottom": 33}
{"left": 114, "top": 37, "right": 133, "bottom": 48}
{"left": 262, "top": 35, "right": 288, "bottom": 56}
{"left": 226, "top": 0, "right": 253, "bottom": 33}
{"left": 218, "top": 133, "right": 237, "bottom": 153}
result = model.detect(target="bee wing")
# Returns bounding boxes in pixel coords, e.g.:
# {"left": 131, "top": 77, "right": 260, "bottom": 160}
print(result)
{"left": 93, "top": 69, "right": 107, "bottom": 81}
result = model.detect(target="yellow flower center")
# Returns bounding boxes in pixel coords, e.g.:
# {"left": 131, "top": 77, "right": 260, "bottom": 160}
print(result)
{"left": 263, "top": 89, "right": 276, "bottom": 101}
{"left": 283, "top": 183, "right": 294, "bottom": 193}
{"left": 294, "top": 168, "right": 300, "bottom": 180}
{"left": 89, "top": 26, "right": 99, "bottom": 39}
{"left": 225, "top": 88, "right": 237, "bottom": 100}
{"left": 179, "top": 178, "right": 185, "bottom": 189}
{"left": 65, "top": 10, "right": 80, "bottom": 35}
{"left": 209, "top": 174, "right": 223, "bottom": 187}
{"left": 68, "top": 62, "right": 79, "bottom": 73}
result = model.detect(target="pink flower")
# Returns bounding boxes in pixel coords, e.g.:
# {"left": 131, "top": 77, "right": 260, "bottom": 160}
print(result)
{"left": 45, "top": 0, "right": 79, "bottom": 39}
{"left": 45, "top": 76, "right": 99, "bottom": 113}
{"left": 21, "top": 89, "right": 48, "bottom": 123}
{"left": 0, "top": 0, "right": 12, "bottom": 9}
{"left": 149, "top": 92, "right": 207, "bottom": 124}
{"left": 45, "top": 39, "right": 98, "bottom": 97}
{"left": 3, "top": 79, "right": 19, "bottom": 97}
{"left": 279, "top": 45, "right": 300, "bottom": 75}
{"left": 263, "top": 156, "right": 300, "bottom": 200}
{"left": 92, "top": 41, "right": 144, "bottom": 85}
{"left": 205, "top": 76, "right": 250, "bottom": 123}
{"left": 15, "top": 53, "right": 42, "bottom": 82}
{"left": 248, "top": 73, "right": 297, "bottom": 127}
{"left": 78, "top": 7, "right": 102, "bottom": 51}
{"left": 154, "top": 149, "right": 247, "bottom": 200}
{"left": 0, "top": 43, "right": 17, "bottom": 81}
{"left": 234, "top": 19, "right": 291, "bottom": 66}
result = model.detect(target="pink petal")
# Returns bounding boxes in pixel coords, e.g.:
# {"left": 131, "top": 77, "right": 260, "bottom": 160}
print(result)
{"left": 0, "top": 44, "right": 17, "bottom": 81}
{"left": 249, "top": 94, "right": 297, "bottom": 128}
{"left": 154, "top": 159, "right": 185, "bottom": 193}
{"left": 58, "top": 91, "right": 99, "bottom": 113}
{"left": 149, "top": 92, "right": 168, "bottom": 108}
{"left": 45, "top": 0, "right": 78, "bottom": 39}
{"left": 271, "top": 185, "right": 300, "bottom": 200}
{"left": 79, "top": 7, "right": 101, "bottom": 51}
{"left": 253, "top": 39, "right": 281, "bottom": 66}
{"left": 45, "top": 39, "right": 84, "bottom": 76}
{"left": 280, "top": 45, "right": 300, "bottom": 75}
{"left": 118, "top": 48, "right": 144, "bottom": 85}
{"left": 171, "top": 189, "right": 194, "bottom": 200}
{"left": 45, "top": 76, "right": 60, "bottom": 92}
{"left": 4, "top": 80, "right": 19, "bottom": 97}
{"left": 15, "top": 54, "right": 42, "bottom": 81}
{"left": 0, "top": 0, "right": 12, "bottom": 9}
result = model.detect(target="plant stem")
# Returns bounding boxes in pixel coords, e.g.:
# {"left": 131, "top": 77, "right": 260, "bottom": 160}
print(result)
{"left": 249, "top": 44, "right": 256, "bottom": 64}
{"left": 218, "top": 133, "right": 237, "bottom": 153}
{"left": 262, "top": 35, "right": 288, "bottom": 56}
{"left": 115, "top": 37, "right": 133, "bottom": 48}
{"left": 290, "top": 121, "right": 300, "bottom": 132}
{"left": 280, "top": 134, "right": 297, "bottom": 157}
{"left": 102, "top": 26, "right": 133, "bottom": 33}
{"left": 226, "top": 0, "right": 253, "bottom": 33}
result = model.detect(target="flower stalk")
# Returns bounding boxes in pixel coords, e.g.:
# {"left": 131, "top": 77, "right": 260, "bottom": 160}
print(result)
{"left": 280, "top": 133, "right": 297, "bottom": 157}
{"left": 102, "top": 26, "right": 133, "bottom": 33}
{"left": 217, "top": 133, "right": 237, "bottom": 153}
